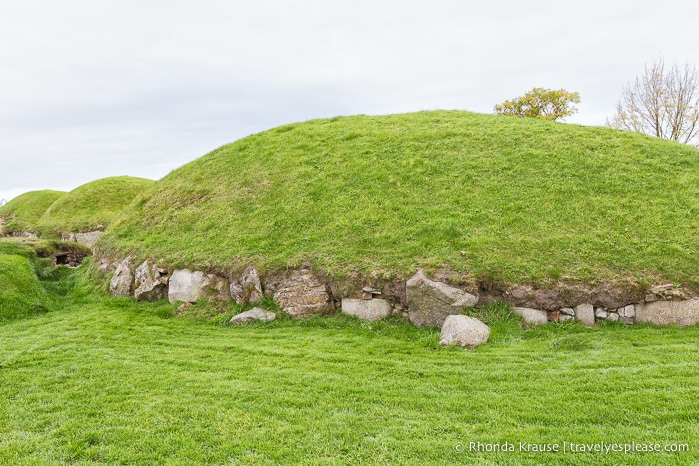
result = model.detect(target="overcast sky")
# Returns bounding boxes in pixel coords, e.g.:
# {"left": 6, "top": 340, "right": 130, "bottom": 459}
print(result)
{"left": 2, "top": 0, "right": 699, "bottom": 203}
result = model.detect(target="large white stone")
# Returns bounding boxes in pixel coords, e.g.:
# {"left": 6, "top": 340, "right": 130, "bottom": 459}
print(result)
{"left": 109, "top": 257, "right": 134, "bottom": 297}
{"left": 513, "top": 307, "right": 548, "bottom": 325}
{"left": 407, "top": 269, "right": 478, "bottom": 327}
{"left": 229, "top": 307, "right": 276, "bottom": 325}
{"left": 635, "top": 299, "right": 699, "bottom": 327}
{"left": 341, "top": 298, "right": 392, "bottom": 322}
{"left": 75, "top": 231, "right": 103, "bottom": 247}
{"left": 439, "top": 315, "right": 490, "bottom": 348}
{"left": 574, "top": 303, "right": 595, "bottom": 326}
{"left": 168, "top": 269, "right": 229, "bottom": 304}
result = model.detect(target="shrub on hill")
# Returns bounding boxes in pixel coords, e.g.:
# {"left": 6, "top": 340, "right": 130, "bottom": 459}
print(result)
{"left": 35, "top": 176, "right": 155, "bottom": 238}
{"left": 97, "top": 111, "right": 699, "bottom": 288}
{"left": 0, "top": 190, "right": 66, "bottom": 235}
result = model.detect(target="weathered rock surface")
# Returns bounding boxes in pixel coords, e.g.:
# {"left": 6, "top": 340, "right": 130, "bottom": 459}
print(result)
{"left": 230, "top": 266, "right": 263, "bottom": 304}
{"left": 341, "top": 298, "right": 392, "bottom": 322}
{"left": 229, "top": 307, "right": 276, "bottom": 325}
{"left": 109, "top": 257, "right": 134, "bottom": 297}
{"left": 168, "top": 269, "right": 230, "bottom": 303}
{"left": 271, "top": 269, "right": 334, "bottom": 318}
{"left": 574, "top": 303, "right": 595, "bottom": 326}
{"left": 407, "top": 269, "right": 478, "bottom": 327}
{"left": 134, "top": 260, "right": 168, "bottom": 301}
{"left": 635, "top": 299, "right": 699, "bottom": 326}
{"left": 513, "top": 307, "right": 548, "bottom": 325}
{"left": 439, "top": 315, "right": 490, "bottom": 348}
{"left": 75, "top": 231, "right": 103, "bottom": 247}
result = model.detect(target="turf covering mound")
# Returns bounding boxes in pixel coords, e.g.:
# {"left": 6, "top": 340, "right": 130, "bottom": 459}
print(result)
{"left": 36, "top": 176, "right": 154, "bottom": 237}
{"left": 0, "top": 190, "right": 66, "bottom": 235}
{"left": 97, "top": 111, "right": 699, "bottom": 287}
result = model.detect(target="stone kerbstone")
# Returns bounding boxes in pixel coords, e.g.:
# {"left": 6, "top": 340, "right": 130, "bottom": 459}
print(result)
{"left": 168, "top": 269, "right": 229, "bottom": 304}
{"left": 439, "top": 315, "right": 490, "bottom": 348}
{"left": 272, "top": 269, "right": 334, "bottom": 318}
{"left": 134, "top": 260, "right": 168, "bottom": 301}
{"left": 229, "top": 307, "right": 276, "bottom": 325}
{"left": 513, "top": 307, "right": 548, "bottom": 325}
{"left": 635, "top": 299, "right": 699, "bottom": 327}
{"left": 574, "top": 303, "right": 595, "bottom": 326}
{"left": 406, "top": 269, "right": 478, "bottom": 327}
{"left": 109, "top": 257, "right": 134, "bottom": 297}
{"left": 341, "top": 298, "right": 392, "bottom": 322}
{"left": 230, "top": 266, "right": 263, "bottom": 304}
{"left": 75, "top": 231, "right": 103, "bottom": 247}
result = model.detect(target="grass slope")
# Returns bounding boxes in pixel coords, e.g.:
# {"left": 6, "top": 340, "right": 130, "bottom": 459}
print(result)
{"left": 99, "top": 111, "right": 699, "bottom": 287}
{"left": 36, "top": 176, "right": 154, "bottom": 237}
{"left": 0, "top": 190, "right": 66, "bottom": 235}
{"left": 0, "top": 277, "right": 697, "bottom": 464}
{"left": 0, "top": 244, "right": 48, "bottom": 322}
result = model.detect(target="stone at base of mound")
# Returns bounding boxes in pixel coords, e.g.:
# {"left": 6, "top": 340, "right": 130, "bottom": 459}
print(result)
{"left": 439, "top": 315, "right": 490, "bottom": 348}
{"left": 229, "top": 307, "right": 276, "bottom": 325}
{"left": 636, "top": 299, "right": 699, "bottom": 326}
{"left": 513, "top": 307, "right": 548, "bottom": 325}
{"left": 341, "top": 298, "right": 392, "bottom": 321}
{"left": 574, "top": 303, "right": 595, "bottom": 326}
{"left": 407, "top": 269, "right": 478, "bottom": 327}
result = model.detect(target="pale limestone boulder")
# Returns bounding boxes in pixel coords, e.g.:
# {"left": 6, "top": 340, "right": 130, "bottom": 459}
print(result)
{"left": 635, "top": 299, "right": 699, "bottom": 327}
{"left": 439, "top": 315, "right": 490, "bottom": 348}
{"left": 230, "top": 266, "right": 263, "bottom": 304}
{"left": 513, "top": 307, "right": 548, "bottom": 325}
{"left": 109, "top": 257, "right": 134, "bottom": 297}
{"left": 341, "top": 298, "right": 392, "bottom": 322}
{"left": 406, "top": 269, "right": 478, "bottom": 327}
{"left": 168, "top": 269, "right": 230, "bottom": 303}
{"left": 75, "top": 231, "right": 103, "bottom": 247}
{"left": 575, "top": 303, "right": 595, "bottom": 326}
{"left": 272, "top": 269, "right": 334, "bottom": 318}
{"left": 229, "top": 307, "right": 276, "bottom": 325}
{"left": 133, "top": 260, "right": 168, "bottom": 301}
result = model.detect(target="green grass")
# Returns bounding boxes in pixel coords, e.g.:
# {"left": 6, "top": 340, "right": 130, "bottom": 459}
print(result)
{"left": 98, "top": 111, "right": 699, "bottom": 289}
{"left": 0, "top": 265, "right": 697, "bottom": 464}
{"left": 0, "top": 247, "right": 49, "bottom": 322}
{"left": 0, "top": 190, "right": 66, "bottom": 235}
{"left": 35, "top": 176, "right": 154, "bottom": 238}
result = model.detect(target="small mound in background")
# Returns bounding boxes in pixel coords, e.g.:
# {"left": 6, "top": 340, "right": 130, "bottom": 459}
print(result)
{"left": 0, "top": 190, "right": 66, "bottom": 235}
{"left": 36, "top": 176, "right": 155, "bottom": 238}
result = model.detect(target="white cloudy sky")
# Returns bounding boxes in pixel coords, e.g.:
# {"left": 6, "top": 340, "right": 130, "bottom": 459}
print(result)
{"left": 2, "top": 0, "right": 699, "bottom": 202}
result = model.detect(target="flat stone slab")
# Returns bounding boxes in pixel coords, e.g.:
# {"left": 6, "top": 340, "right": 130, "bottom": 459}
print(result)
{"left": 341, "top": 298, "right": 392, "bottom": 322}
{"left": 229, "top": 307, "right": 276, "bottom": 325}
{"left": 636, "top": 299, "right": 699, "bottom": 327}
{"left": 513, "top": 307, "right": 548, "bottom": 325}
{"left": 574, "top": 303, "right": 595, "bottom": 326}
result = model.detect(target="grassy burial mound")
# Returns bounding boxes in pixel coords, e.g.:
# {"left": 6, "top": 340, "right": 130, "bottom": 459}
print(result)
{"left": 35, "top": 176, "right": 155, "bottom": 238}
{"left": 0, "top": 190, "right": 66, "bottom": 235}
{"left": 98, "top": 110, "right": 699, "bottom": 289}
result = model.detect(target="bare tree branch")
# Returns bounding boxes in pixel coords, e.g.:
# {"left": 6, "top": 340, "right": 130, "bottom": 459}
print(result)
{"left": 608, "top": 57, "right": 699, "bottom": 145}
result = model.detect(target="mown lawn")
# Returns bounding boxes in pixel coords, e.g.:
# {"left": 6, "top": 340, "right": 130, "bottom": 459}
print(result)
{"left": 1, "top": 278, "right": 697, "bottom": 465}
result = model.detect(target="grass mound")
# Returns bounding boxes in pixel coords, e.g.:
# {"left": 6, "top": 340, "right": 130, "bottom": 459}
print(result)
{"left": 0, "top": 190, "right": 66, "bottom": 235}
{"left": 0, "top": 251, "right": 48, "bottom": 322}
{"left": 99, "top": 111, "right": 699, "bottom": 287}
{"left": 35, "top": 176, "right": 154, "bottom": 237}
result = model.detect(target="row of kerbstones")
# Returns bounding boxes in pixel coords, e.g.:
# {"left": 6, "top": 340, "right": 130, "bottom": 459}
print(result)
{"left": 109, "top": 258, "right": 699, "bottom": 348}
